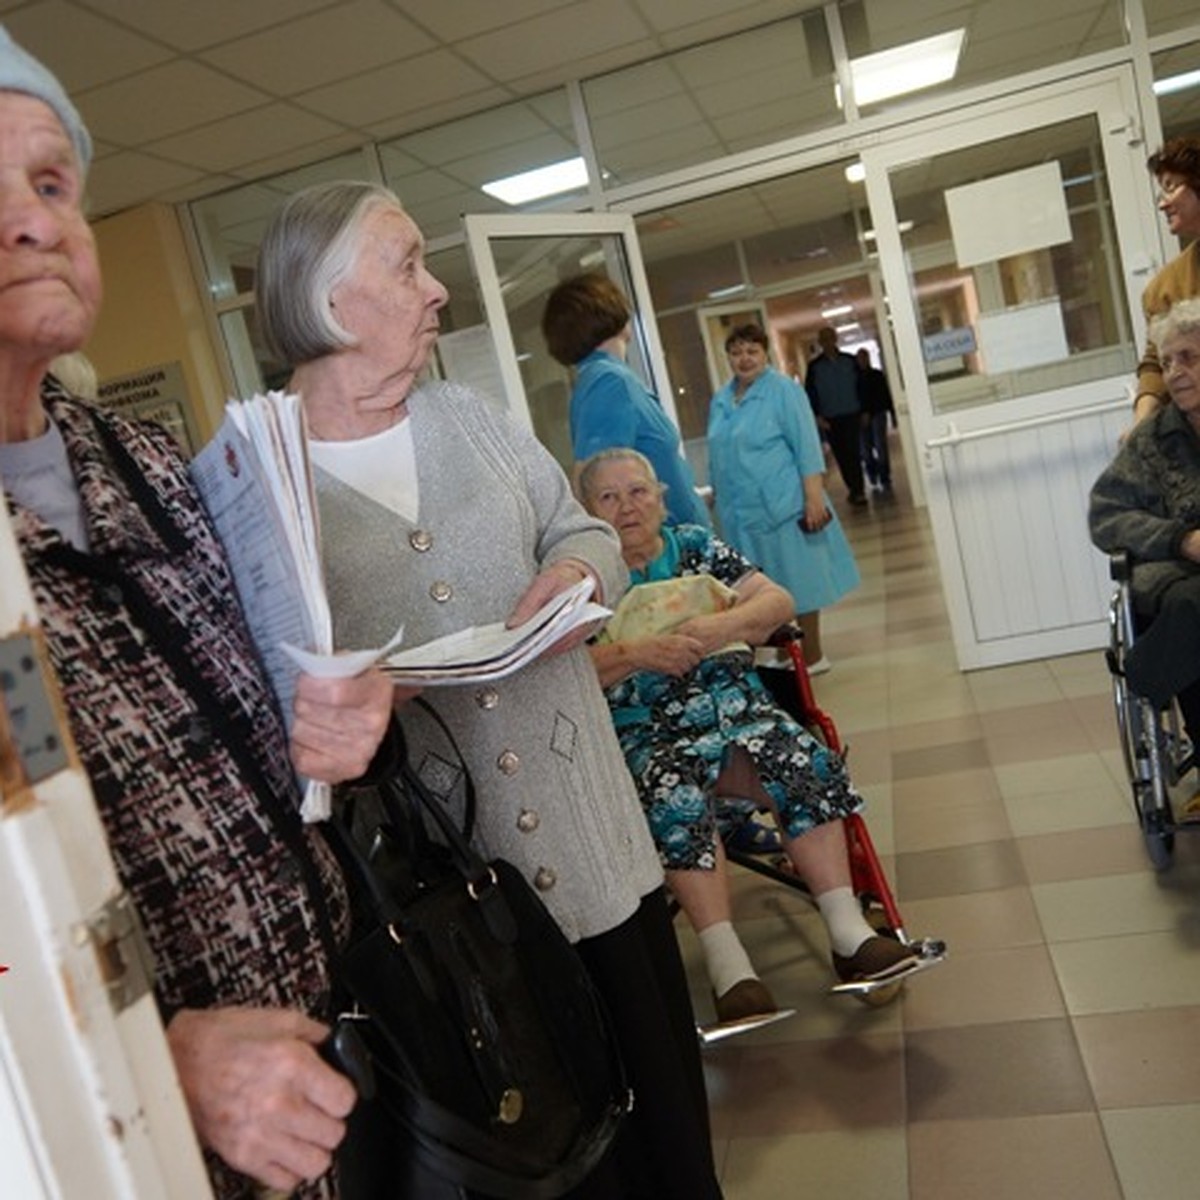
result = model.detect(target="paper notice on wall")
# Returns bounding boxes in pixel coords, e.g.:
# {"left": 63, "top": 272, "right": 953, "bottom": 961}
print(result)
{"left": 946, "top": 162, "right": 1072, "bottom": 269}
{"left": 976, "top": 301, "right": 1069, "bottom": 373}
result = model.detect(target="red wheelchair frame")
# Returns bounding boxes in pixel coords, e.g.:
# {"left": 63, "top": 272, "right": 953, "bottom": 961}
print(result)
{"left": 725, "top": 632, "right": 945, "bottom": 1001}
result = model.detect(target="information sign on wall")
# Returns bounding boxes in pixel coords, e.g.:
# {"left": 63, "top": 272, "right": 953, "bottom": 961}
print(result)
{"left": 96, "top": 361, "right": 196, "bottom": 455}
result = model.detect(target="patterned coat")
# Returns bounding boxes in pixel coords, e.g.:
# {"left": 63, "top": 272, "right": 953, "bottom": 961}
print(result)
{"left": 316, "top": 382, "right": 663, "bottom": 944}
{"left": 8, "top": 387, "right": 348, "bottom": 1200}
{"left": 1089, "top": 398, "right": 1200, "bottom": 610}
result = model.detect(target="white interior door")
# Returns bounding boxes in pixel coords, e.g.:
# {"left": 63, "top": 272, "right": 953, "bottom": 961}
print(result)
{"left": 461, "top": 213, "right": 675, "bottom": 474}
{"left": 861, "top": 68, "right": 1167, "bottom": 670}
{"left": 0, "top": 502, "right": 211, "bottom": 1197}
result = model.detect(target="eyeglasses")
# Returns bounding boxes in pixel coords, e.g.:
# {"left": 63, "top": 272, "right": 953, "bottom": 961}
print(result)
{"left": 1157, "top": 178, "right": 1189, "bottom": 203}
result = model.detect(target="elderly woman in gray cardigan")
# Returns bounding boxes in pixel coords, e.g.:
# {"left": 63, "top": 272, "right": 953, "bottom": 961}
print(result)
{"left": 1090, "top": 296, "right": 1200, "bottom": 749}
{"left": 256, "top": 182, "right": 724, "bottom": 1200}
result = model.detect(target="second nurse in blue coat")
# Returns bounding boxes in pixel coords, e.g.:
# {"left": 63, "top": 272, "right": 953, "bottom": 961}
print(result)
{"left": 707, "top": 322, "right": 859, "bottom": 671}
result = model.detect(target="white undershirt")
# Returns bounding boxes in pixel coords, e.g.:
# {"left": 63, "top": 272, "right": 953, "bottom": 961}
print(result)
{"left": 308, "top": 416, "right": 418, "bottom": 522}
{"left": 0, "top": 417, "right": 90, "bottom": 551}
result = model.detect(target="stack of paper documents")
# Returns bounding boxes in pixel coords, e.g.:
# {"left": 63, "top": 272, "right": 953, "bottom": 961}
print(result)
{"left": 190, "top": 391, "right": 334, "bottom": 820}
{"left": 384, "top": 577, "right": 609, "bottom": 685}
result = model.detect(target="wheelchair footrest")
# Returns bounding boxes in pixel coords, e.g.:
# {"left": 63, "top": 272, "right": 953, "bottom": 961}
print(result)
{"left": 828, "top": 937, "right": 946, "bottom": 997}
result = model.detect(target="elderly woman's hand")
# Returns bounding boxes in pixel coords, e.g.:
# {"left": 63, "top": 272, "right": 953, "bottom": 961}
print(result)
{"left": 166, "top": 1007, "right": 356, "bottom": 1192}
{"left": 1182, "top": 530, "right": 1200, "bottom": 562}
{"left": 631, "top": 633, "right": 704, "bottom": 676}
{"left": 506, "top": 559, "right": 599, "bottom": 657}
{"left": 289, "top": 666, "right": 395, "bottom": 784}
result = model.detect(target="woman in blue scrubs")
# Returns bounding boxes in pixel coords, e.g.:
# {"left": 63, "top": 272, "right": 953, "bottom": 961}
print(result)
{"left": 707, "top": 323, "right": 859, "bottom": 670}
{"left": 542, "top": 272, "right": 710, "bottom": 528}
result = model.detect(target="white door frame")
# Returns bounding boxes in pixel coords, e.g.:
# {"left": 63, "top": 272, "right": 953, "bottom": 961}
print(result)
{"left": 462, "top": 212, "right": 678, "bottom": 432}
{"left": 860, "top": 66, "right": 1165, "bottom": 668}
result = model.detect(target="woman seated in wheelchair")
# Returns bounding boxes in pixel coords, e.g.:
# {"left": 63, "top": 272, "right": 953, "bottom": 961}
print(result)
{"left": 579, "top": 448, "right": 919, "bottom": 1023}
{"left": 1090, "top": 296, "right": 1200, "bottom": 817}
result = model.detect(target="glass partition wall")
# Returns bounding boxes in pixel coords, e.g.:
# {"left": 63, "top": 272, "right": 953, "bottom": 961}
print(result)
{"left": 188, "top": 0, "right": 1200, "bottom": 435}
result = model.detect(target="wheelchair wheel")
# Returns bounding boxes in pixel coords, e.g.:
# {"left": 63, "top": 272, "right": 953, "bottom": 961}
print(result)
{"left": 1141, "top": 804, "right": 1175, "bottom": 871}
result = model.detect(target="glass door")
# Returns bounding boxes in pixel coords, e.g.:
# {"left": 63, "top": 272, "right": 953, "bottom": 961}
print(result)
{"left": 462, "top": 213, "right": 672, "bottom": 474}
{"left": 861, "top": 68, "right": 1167, "bottom": 668}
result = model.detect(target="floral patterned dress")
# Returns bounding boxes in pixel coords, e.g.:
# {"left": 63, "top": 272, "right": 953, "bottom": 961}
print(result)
{"left": 603, "top": 524, "right": 863, "bottom": 870}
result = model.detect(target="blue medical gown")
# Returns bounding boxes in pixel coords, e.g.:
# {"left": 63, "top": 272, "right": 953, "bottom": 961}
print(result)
{"left": 570, "top": 348, "right": 710, "bottom": 528}
{"left": 707, "top": 367, "right": 859, "bottom": 612}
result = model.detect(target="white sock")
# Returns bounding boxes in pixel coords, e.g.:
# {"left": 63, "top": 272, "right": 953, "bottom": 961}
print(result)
{"left": 816, "top": 887, "right": 877, "bottom": 957}
{"left": 697, "top": 921, "right": 758, "bottom": 997}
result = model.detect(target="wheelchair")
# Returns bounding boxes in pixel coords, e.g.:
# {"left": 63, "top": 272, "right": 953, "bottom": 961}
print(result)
{"left": 712, "top": 627, "right": 946, "bottom": 1011}
{"left": 1105, "top": 552, "right": 1197, "bottom": 870}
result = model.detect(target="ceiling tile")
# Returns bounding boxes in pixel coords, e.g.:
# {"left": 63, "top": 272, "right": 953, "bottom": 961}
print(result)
{"left": 454, "top": 0, "right": 650, "bottom": 84}
{"left": 5, "top": 2, "right": 174, "bottom": 91}
{"left": 386, "top": 0, "right": 566, "bottom": 42}
{"left": 80, "top": 61, "right": 271, "bottom": 145}
{"left": 76, "top": 0, "right": 341, "bottom": 52}
{"left": 144, "top": 104, "right": 345, "bottom": 174}
{"left": 87, "top": 150, "right": 205, "bottom": 216}
{"left": 295, "top": 50, "right": 492, "bottom": 127}
{"left": 201, "top": 0, "right": 435, "bottom": 95}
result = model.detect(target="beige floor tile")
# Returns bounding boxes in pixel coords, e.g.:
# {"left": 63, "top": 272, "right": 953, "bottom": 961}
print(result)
{"left": 722, "top": 1130, "right": 909, "bottom": 1200}
{"left": 718, "top": 1033, "right": 906, "bottom": 1136}
{"left": 1032, "top": 868, "right": 1200, "bottom": 943}
{"left": 1101, "top": 1104, "right": 1200, "bottom": 1200}
{"left": 1017, "top": 825, "right": 1150, "bottom": 883}
{"left": 1076, "top": 1008, "right": 1200, "bottom": 1108}
{"left": 966, "top": 660, "right": 1061, "bottom": 710}
{"left": 902, "top": 944, "right": 1067, "bottom": 1031}
{"left": 1003, "top": 780, "right": 1129, "bottom": 837}
{"left": 908, "top": 1114, "right": 1122, "bottom": 1200}
{"left": 1050, "top": 929, "right": 1200, "bottom": 1014}
{"left": 899, "top": 885, "right": 1044, "bottom": 955}
{"left": 994, "top": 751, "right": 1124, "bottom": 799}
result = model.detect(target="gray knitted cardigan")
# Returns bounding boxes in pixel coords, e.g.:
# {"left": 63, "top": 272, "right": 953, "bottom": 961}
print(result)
{"left": 316, "top": 381, "right": 663, "bottom": 943}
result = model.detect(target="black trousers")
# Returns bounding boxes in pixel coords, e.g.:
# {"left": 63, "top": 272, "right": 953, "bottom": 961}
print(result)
{"left": 1127, "top": 573, "right": 1200, "bottom": 740}
{"left": 825, "top": 413, "right": 865, "bottom": 500}
{"left": 570, "top": 888, "right": 723, "bottom": 1200}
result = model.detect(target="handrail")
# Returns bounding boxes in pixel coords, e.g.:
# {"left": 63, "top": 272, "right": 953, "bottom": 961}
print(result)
{"left": 924, "top": 397, "right": 1128, "bottom": 449}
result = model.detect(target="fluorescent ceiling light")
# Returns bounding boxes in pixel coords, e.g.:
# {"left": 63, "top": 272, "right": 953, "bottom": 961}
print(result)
{"left": 707, "top": 283, "right": 747, "bottom": 299}
{"left": 1154, "top": 68, "right": 1200, "bottom": 97}
{"left": 835, "top": 321, "right": 861, "bottom": 334}
{"left": 482, "top": 156, "right": 588, "bottom": 205}
{"left": 844, "top": 30, "right": 966, "bottom": 108}
{"left": 821, "top": 304, "right": 855, "bottom": 319}
{"left": 844, "top": 162, "right": 866, "bottom": 184}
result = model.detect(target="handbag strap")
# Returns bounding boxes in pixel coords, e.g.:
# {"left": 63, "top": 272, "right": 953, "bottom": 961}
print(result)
{"left": 406, "top": 696, "right": 477, "bottom": 841}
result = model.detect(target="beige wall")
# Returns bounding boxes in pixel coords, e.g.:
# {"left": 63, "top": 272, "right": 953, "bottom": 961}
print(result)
{"left": 86, "top": 203, "right": 228, "bottom": 449}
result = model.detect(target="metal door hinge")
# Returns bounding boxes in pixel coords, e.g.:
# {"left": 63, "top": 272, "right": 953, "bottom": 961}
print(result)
{"left": 76, "top": 892, "right": 155, "bottom": 1015}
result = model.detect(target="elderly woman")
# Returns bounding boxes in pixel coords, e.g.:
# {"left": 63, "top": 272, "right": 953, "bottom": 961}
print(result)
{"left": 1091, "top": 296, "right": 1200, "bottom": 773}
{"left": 0, "top": 28, "right": 395, "bottom": 1200}
{"left": 579, "top": 449, "right": 919, "bottom": 1022}
{"left": 541, "top": 271, "right": 710, "bottom": 528}
{"left": 708, "top": 323, "right": 859, "bottom": 672}
{"left": 1131, "top": 137, "right": 1200, "bottom": 427}
{"left": 255, "top": 183, "right": 723, "bottom": 1200}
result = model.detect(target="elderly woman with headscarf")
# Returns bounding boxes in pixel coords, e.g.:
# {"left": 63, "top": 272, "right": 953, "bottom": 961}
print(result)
{"left": 0, "top": 27, "right": 395, "bottom": 1199}
{"left": 255, "top": 182, "right": 724, "bottom": 1200}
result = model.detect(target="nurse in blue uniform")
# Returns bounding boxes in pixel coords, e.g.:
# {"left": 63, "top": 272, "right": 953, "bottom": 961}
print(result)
{"left": 542, "top": 271, "right": 710, "bottom": 528}
{"left": 707, "top": 323, "right": 859, "bottom": 670}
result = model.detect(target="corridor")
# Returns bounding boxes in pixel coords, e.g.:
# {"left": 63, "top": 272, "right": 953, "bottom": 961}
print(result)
{"left": 683, "top": 453, "right": 1200, "bottom": 1200}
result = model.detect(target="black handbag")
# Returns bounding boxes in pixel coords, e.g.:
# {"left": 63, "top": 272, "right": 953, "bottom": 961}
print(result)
{"left": 330, "top": 720, "right": 630, "bottom": 1199}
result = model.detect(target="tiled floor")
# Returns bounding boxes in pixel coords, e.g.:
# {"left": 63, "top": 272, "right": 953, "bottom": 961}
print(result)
{"left": 682, "top": 452, "right": 1200, "bottom": 1200}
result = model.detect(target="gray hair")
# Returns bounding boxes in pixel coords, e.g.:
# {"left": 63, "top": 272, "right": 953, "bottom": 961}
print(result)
{"left": 256, "top": 180, "right": 403, "bottom": 366}
{"left": 577, "top": 447, "right": 664, "bottom": 506}
{"left": 1151, "top": 297, "right": 1200, "bottom": 351}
